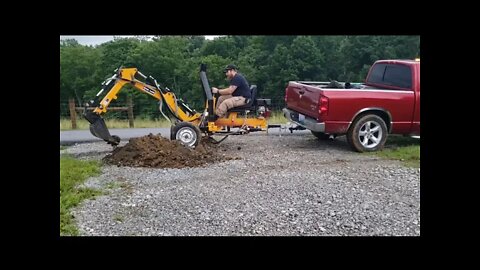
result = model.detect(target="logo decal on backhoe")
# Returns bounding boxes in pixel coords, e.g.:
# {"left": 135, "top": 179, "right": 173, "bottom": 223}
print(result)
{"left": 143, "top": 86, "right": 155, "bottom": 95}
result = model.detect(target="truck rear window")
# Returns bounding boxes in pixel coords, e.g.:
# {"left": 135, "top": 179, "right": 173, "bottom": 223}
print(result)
{"left": 367, "top": 63, "right": 412, "bottom": 89}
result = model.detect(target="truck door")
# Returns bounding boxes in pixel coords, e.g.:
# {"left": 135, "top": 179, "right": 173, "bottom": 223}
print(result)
{"left": 411, "top": 63, "right": 420, "bottom": 134}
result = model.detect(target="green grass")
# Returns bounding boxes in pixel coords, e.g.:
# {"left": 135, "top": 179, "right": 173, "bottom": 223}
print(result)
{"left": 60, "top": 145, "right": 67, "bottom": 150}
{"left": 60, "top": 156, "right": 102, "bottom": 236}
{"left": 268, "top": 110, "right": 288, "bottom": 124}
{"left": 60, "top": 118, "right": 171, "bottom": 130}
{"left": 370, "top": 135, "right": 420, "bottom": 168}
{"left": 113, "top": 214, "right": 124, "bottom": 222}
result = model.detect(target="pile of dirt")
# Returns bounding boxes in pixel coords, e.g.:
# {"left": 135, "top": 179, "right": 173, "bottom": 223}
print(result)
{"left": 103, "top": 134, "right": 238, "bottom": 168}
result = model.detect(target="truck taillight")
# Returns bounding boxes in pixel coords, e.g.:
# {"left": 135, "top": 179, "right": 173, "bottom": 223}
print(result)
{"left": 284, "top": 88, "right": 288, "bottom": 103}
{"left": 318, "top": 95, "right": 328, "bottom": 116}
{"left": 264, "top": 109, "right": 271, "bottom": 118}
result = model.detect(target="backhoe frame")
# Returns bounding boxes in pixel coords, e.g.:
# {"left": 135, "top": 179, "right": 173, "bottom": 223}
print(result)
{"left": 84, "top": 64, "right": 269, "bottom": 146}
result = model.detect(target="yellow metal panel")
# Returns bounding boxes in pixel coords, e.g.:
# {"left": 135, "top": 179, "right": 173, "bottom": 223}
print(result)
{"left": 93, "top": 80, "right": 128, "bottom": 114}
{"left": 214, "top": 117, "right": 267, "bottom": 129}
{"left": 120, "top": 68, "right": 138, "bottom": 81}
{"left": 132, "top": 81, "right": 162, "bottom": 100}
{"left": 162, "top": 92, "right": 201, "bottom": 122}
{"left": 208, "top": 122, "right": 221, "bottom": 132}
{"left": 92, "top": 67, "right": 201, "bottom": 124}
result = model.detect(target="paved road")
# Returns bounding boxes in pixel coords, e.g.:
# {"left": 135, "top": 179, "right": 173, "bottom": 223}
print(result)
{"left": 60, "top": 128, "right": 171, "bottom": 145}
{"left": 60, "top": 126, "right": 309, "bottom": 145}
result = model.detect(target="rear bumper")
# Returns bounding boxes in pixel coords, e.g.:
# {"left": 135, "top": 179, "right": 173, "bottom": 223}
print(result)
{"left": 282, "top": 108, "right": 325, "bottom": 133}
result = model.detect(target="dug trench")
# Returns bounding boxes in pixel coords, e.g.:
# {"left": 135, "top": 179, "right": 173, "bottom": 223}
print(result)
{"left": 102, "top": 133, "right": 240, "bottom": 168}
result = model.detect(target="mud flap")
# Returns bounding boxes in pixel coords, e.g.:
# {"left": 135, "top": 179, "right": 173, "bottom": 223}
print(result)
{"left": 84, "top": 111, "right": 120, "bottom": 146}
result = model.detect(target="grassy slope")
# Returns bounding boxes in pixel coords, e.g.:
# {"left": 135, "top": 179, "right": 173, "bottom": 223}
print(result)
{"left": 60, "top": 156, "right": 102, "bottom": 235}
{"left": 372, "top": 135, "right": 420, "bottom": 168}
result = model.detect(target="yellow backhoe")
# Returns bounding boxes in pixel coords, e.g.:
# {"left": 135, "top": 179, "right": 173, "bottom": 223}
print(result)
{"left": 83, "top": 64, "right": 272, "bottom": 147}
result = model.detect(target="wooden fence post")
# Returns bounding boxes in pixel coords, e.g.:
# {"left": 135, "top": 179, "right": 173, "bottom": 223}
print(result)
{"left": 127, "top": 96, "right": 134, "bottom": 128}
{"left": 69, "top": 98, "right": 77, "bottom": 129}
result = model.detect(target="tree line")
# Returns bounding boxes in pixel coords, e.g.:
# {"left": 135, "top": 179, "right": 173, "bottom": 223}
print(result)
{"left": 60, "top": 35, "right": 420, "bottom": 117}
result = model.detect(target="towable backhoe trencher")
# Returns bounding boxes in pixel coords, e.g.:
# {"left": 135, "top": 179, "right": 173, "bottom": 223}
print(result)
{"left": 83, "top": 64, "right": 272, "bottom": 147}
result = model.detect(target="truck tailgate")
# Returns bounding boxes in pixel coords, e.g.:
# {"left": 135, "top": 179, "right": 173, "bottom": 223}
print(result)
{"left": 285, "top": 82, "right": 323, "bottom": 120}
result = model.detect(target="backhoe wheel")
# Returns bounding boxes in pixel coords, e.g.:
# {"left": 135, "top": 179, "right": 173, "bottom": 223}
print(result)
{"left": 311, "top": 131, "right": 331, "bottom": 140}
{"left": 170, "top": 125, "right": 176, "bottom": 141}
{"left": 171, "top": 122, "right": 201, "bottom": 148}
{"left": 347, "top": 114, "right": 387, "bottom": 152}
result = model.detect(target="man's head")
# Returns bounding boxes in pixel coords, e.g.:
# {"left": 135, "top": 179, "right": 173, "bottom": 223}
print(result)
{"left": 224, "top": 64, "right": 238, "bottom": 79}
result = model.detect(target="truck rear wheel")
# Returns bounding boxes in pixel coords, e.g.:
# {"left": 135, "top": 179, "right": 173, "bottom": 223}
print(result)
{"left": 171, "top": 122, "right": 201, "bottom": 148}
{"left": 311, "top": 131, "right": 331, "bottom": 140}
{"left": 347, "top": 114, "right": 387, "bottom": 152}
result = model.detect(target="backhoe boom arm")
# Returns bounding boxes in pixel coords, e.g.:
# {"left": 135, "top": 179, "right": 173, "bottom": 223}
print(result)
{"left": 89, "top": 68, "right": 200, "bottom": 122}
{"left": 84, "top": 67, "right": 201, "bottom": 145}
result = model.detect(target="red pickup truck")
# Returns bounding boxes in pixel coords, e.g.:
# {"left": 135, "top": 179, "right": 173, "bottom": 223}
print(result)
{"left": 283, "top": 59, "right": 420, "bottom": 152}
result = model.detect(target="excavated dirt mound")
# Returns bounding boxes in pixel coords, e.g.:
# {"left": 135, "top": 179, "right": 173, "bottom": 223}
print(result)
{"left": 103, "top": 134, "right": 238, "bottom": 168}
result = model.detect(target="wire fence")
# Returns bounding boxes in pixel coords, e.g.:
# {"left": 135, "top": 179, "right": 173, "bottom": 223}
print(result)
{"left": 60, "top": 95, "right": 286, "bottom": 121}
{"left": 60, "top": 103, "right": 172, "bottom": 121}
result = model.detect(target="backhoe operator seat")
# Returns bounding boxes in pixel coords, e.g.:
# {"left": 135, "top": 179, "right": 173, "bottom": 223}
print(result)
{"left": 227, "top": 85, "right": 257, "bottom": 112}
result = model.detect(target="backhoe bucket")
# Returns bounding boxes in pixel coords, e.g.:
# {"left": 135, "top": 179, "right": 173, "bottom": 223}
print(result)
{"left": 84, "top": 111, "right": 120, "bottom": 146}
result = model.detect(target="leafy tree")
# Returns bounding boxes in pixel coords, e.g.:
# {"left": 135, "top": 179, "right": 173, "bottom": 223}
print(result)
{"left": 262, "top": 44, "right": 298, "bottom": 108}
{"left": 60, "top": 45, "right": 101, "bottom": 106}
{"left": 200, "top": 36, "right": 239, "bottom": 58}
{"left": 185, "top": 35, "right": 206, "bottom": 53}
{"left": 60, "top": 35, "right": 420, "bottom": 118}
{"left": 289, "top": 36, "right": 325, "bottom": 81}
{"left": 97, "top": 38, "right": 141, "bottom": 73}
{"left": 60, "top": 38, "right": 80, "bottom": 47}
{"left": 178, "top": 54, "right": 232, "bottom": 111}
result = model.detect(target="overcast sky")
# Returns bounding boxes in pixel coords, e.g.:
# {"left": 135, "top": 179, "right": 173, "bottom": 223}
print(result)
{"left": 60, "top": 35, "right": 221, "bottom": 46}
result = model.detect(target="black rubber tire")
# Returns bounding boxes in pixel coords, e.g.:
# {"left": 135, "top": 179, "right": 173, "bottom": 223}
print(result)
{"left": 170, "top": 125, "right": 176, "bottom": 140}
{"left": 347, "top": 114, "right": 388, "bottom": 152}
{"left": 171, "top": 122, "right": 201, "bottom": 148}
{"left": 311, "top": 131, "right": 331, "bottom": 140}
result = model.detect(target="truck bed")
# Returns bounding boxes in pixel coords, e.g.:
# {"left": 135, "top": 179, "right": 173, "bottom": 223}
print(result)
{"left": 285, "top": 81, "right": 416, "bottom": 134}
{"left": 296, "top": 81, "right": 386, "bottom": 90}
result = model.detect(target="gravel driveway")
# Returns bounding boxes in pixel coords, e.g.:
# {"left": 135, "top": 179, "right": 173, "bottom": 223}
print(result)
{"left": 63, "top": 132, "right": 420, "bottom": 236}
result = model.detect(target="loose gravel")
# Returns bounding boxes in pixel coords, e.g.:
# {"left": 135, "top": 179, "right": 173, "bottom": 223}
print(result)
{"left": 63, "top": 132, "right": 420, "bottom": 236}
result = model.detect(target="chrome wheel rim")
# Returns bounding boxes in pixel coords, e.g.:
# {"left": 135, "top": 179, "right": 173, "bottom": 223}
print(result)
{"left": 176, "top": 127, "right": 197, "bottom": 147}
{"left": 358, "top": 121, "right": 382, "bottom": 149}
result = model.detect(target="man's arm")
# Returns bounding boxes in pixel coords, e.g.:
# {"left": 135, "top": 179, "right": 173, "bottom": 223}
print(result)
{"left": 212, "top": 85, "right": 237, "bottom": 95}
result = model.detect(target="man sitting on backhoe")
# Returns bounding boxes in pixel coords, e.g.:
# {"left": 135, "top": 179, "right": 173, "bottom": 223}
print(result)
{"left": 211, "top": 64, "right": 251, "bottom": 119}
